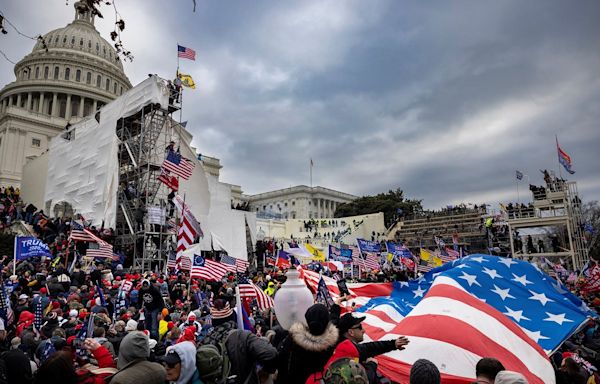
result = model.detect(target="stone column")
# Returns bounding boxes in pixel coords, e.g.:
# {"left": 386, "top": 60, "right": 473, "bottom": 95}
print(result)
{"left": 8, "top": 96, "right": 13, "bottom": 108}
{"left": 92, "top": 99, "right": 97, "bottom": 112}
{"left": 26, "top": 93, "right": 32, "bottom": 110}
{"left": 78, "top": 96, "right": 85, "bottom": 117}
{"left": 16, "top": 94, "right": 22, "bottom": 108}
{"left": 38, "top": 93, "right": 45, "bottom": 114}
{"left": 51, "top": 93, "right": 58, "bottom": 117}
{"left": 317, "top": 198, "right": 321, "bottom": 219}
{"left": 65, "top": 94, "right": 72, "bottom": 120}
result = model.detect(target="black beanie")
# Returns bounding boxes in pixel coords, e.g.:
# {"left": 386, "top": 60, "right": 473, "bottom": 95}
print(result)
{"left": 410, "top": 359, "right": 440, "bottom": 384}
{"left": 304, "top": 304, "right": 329, "bottom": 335}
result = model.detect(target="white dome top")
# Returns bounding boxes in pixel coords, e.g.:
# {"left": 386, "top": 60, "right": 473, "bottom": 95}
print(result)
{"left": 32, "top": 1, "right": 127, "bottom": 74}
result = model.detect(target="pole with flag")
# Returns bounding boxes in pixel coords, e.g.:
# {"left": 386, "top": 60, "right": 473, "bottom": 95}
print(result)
{"left": 13, "top": 236, "right": 17, "bottom": 276}
{"left": 310, "top": 158, "right": 313, "bottom": 188}
{"left": 515, "top": 170, "right": 523, "bottom": 205}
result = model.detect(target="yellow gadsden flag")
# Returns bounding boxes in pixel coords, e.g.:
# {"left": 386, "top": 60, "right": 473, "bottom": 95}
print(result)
{"left": 420, "top": 248, "right": 433, "bottom": 262}
{"left": 432, "top": 254, "right": 443, "bottom": 267}
{"left": 305, "top": 243, "right": 325, "bottom": 261}
{"left": 177, "top": 72, "right": 196, "bottom": 89}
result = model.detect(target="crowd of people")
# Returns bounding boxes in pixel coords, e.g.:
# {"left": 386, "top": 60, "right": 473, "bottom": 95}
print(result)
{"left": 1, "top": 184, "right": 600, "bottom": 383}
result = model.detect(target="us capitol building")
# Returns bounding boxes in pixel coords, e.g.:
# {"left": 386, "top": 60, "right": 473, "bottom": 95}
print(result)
{"left": 0, "top": 1, "right": 131, "bottom": 187}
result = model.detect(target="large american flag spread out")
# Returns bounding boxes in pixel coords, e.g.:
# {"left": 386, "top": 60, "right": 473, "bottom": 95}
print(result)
{"left": 162, "top": 150, "right": 195, "bottom": 180}
{"left": 348, "top": 255, "right": 596, "bottom": 383}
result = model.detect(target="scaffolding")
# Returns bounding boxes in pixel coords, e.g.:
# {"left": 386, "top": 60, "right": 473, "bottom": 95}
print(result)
{"left": 115, "top": 97, "right": 181, "bottom": 272}
{"left": 507, "top": 180, "right": 588, "bottom": 270}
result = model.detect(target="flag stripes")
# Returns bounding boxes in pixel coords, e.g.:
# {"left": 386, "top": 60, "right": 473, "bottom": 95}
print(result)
{"left": 239, "top": 282, "right": 274, "bottom": 310}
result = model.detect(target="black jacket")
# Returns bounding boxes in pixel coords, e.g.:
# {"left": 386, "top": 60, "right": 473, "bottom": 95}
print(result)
{"left": 276, "top": 322, "right": 339, "bottom": 384}
{"left": 226, "top": 329, "right": 278, "bottom": 384}
{"left": 138, "top": 285, "right": 164, "bottom": 311}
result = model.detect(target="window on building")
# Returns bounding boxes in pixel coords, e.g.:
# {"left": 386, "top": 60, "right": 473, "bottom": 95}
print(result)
{"left": 293, "top": 213, "right": 296, "bottom": 219}
{"left": 263, "top": 205, "right": 266, "bottom": 210}
{"left": 65, "top": 67, "right": 70, "bottom": 80}
{"left": 292, "top": 201, "right": 295, "bottom": 206}
{"left": 54, "top": 67, "right": 59, "bottom": 80}
{"left": 103, "top": 46, "right": 106, "bottom": 56}
{"left": 96, "top": 43, "right": 99, "bottom": 52}
{"left": 35, "top": 67, "right": 39, "bottom": 79}
{"left": 105, "top": 78, "right": 110, "bottom": 91}
{"left": 96, "top": 75, "right": 101, "bottom": 87}
{"left": 80, "top": 38, "right": 84, "bottom": 46}
{"left": 113, "top": 82, "right": 117, "bottom": 94}
{"left": 75, "top": 69, "right": 81, "bottom": 82}
{"left": 86, "top": 72, "right": 91, "bottom": 84}
{"left": 44, "top": 66, "right": 49, "bottom": 79}
{"left": 285, "top": 202, "right": 288, "bottom": 207}
{"left": 55, "top": 36, "right": 59, "bottom": 43}
{"left": 31, "top": 138, "right": 41, "bottom": 147}
{"left": 63, "top": 36, "right": 67, "bottom": 44}
{"left": 120, "top": 86, "right": 123, "bottom": 95}
{"left": 71, "top": 37, "right": 75, "bottom": 45}
{"left": 308, "top": 201, "right": 311, "bottom": 206}
{"left": 88, "top": 40, "right": 92, "bottom": 49}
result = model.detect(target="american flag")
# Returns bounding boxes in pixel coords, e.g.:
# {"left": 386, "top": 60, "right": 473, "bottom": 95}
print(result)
{"left": 177, "top": 44, "right": 196, "bottom": 60}
{"left": 221, "top": 254, "right": 250, "bottom": 273}
{"left": 438, "top": 248, "right": 457, "bottom": 264}
{"left": 69, "top": 221, "right": 97, "bottom": 242}
{"left": 300, "top": 268, "right": 393, "bottom": 309}
{"left": 0, "top": 280, "right": 14, "bottom": 326}
{"left": 239, "top": 282, "right": 274, "bottom": 311}
{"left": 355, "top": 255, "right": 595, "bottom": 383}
{"left": 190, "top": 254, "right": 229, "bottom": 281}
{"left": 86, "top": 242, "right": 114, "bottom": 258}
{"left": 70, "top": 221, "right": 114, "bottom": 257}
{"left": 176, "top": 216, "right": 197, "bottom": 270}
{"left": 350, "top": 245, "right": 379, "bottom": 271}
{"left": 166, "top": 250, "right": 177, "bottom": 269}
{"left": 163, "top": 150, "right": 195, "bottom": 180}
{"left": 173, "top": 195, "right": 203, "bottom": 237}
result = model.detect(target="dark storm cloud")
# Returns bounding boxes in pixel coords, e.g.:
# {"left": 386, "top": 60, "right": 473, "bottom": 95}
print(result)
{"left": 2, "top": 1, "right": 599, "bottom": 208}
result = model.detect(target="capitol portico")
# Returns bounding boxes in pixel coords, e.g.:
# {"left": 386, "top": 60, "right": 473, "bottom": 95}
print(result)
{"left": 0, "top": 1, "right": 132, "bottom": 187}
{"left": 243, "top": 185, "right": 357, "bottom": 220}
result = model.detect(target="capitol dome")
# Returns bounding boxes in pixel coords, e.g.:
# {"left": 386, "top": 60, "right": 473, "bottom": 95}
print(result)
{"left": 0, "top": 1, "right": 132, "bottom": 186}
{"left": 0, "top": 1, "right": 131, "bottom": 122}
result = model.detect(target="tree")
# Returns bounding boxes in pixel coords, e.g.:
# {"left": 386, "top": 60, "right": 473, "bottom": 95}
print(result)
{"left": 334, "top": 188, "right": 422, "bottom": 228}
{"left": 582, "top": 200, "right": 600, "bottom": 261}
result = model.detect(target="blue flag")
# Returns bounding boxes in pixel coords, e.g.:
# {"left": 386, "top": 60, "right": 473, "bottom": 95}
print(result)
{"left": 329, "top": 245, "right": 352, "bottom": 262}
{"left": 357, "top": 254, "right": 596, "bottom": 354}
{"left": 15, "top": 236, "right": 52, "bottom": 260}
{"left": 356, "top": 238, "right": 381, "bottom": 253}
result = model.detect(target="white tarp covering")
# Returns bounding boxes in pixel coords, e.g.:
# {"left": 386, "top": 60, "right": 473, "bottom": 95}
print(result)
{"left": 44, "top": 76, "right": 170, "bottom": 227}
{"left": 192, "top": 173, "right": 252, "bottom": 261}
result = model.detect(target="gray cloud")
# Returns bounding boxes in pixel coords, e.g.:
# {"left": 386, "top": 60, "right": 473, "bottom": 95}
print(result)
{"left": 2, "top": 0, "right": 599, "bottom": 209}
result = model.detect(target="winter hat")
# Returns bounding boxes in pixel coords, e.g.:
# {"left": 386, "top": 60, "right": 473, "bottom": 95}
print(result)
{"left": 495, "top": 371, "right": 528, "bottom": 384}
{"left": 305, "top": 304, "right": 330, "bottom": 336}
{"left": 409, "top": 359, "right": 440, "bottom": 384}
{"left": 125, "top": 319, "right": 138, "bottom": 332}
{"left": 117, "top": 332, "right": 150, "bottom": 369}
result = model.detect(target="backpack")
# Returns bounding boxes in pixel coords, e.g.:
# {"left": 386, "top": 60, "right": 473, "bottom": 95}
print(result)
{"left": 0, "top": 354, "right": 8, "bottom": 384}
{"left": 196, "top": 340, "right": 232, "bottom": 384}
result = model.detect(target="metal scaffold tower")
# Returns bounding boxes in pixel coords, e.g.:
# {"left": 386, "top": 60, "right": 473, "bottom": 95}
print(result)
{"left": 115, "top": 96, "right": 181, "bottom": 272}
{"left": 507, "top": 179, "right": 589, "bottom": 270}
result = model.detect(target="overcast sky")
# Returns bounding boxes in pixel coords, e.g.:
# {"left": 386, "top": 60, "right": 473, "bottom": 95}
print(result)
{"left": 1, "top": 1, "right": 599, "bottom": 209}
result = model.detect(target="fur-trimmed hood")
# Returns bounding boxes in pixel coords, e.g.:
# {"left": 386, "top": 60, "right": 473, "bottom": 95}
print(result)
{"left": 289, "top": 322, "right": 339, "bottom": 352}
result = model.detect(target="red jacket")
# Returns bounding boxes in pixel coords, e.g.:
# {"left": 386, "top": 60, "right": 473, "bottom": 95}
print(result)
{"left": 306, "top": 340, "right": 360, "bottom": 384}
{"left": 75, "top": 346, "right": 117, "bottom": 384}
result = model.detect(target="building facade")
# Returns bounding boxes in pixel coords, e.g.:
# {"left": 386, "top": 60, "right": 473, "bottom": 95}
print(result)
{"left": 0, "top": 1, "right": 131, "bottom": 187}
{"left": 243, "top": 185, "right": 357, "bottom": 220}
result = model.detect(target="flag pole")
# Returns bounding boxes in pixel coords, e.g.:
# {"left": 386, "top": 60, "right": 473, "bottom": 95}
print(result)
{"left": 13, "top": 236, "right": 17, "bottom": 276}
{"left": 516, "top": 176, "right": 520, "bottom": 205}
{"left": 555, "top": 135, "right": 563, "bottom": 180}
{"left": 310, "top": 158, "right": 313, "bottom": 188}
{"left": 235, "top": 286, "right": 244, "bottom": 330}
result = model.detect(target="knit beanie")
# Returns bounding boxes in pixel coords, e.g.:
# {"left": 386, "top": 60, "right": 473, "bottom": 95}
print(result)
{"left": 305, "top": 304, "right": 330, "bottom": 336}
{"left": 409, "top": 359, "right": 440, "bottom": 384}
